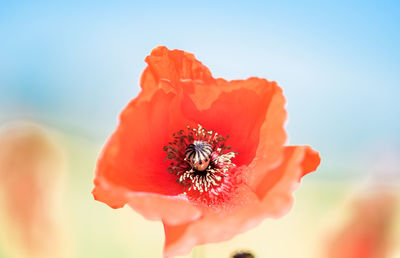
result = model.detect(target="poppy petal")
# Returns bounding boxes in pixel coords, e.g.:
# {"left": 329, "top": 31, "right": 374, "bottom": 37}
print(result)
{"left": 162, "top": 145, "right": 320, "bottom": 257}
{"left": 163, "top": 185, "right": 260, "bottom": 258}
{"left": 93, "top": 174, "right": 202, "bottom": 225}
{"left": 127, "top": 193, "right": 202, "bottom": 226}
{"left": 255, "top": 145, "right": 321, "bottom": 205}
{"left": 181, "top": 78, "right": 286, "bottom": 168}
{"left": 93, "top": 88, "right": 189, "bottom": 207}
{"left": 142, "top": 46, "right": 214, "bottom": 92}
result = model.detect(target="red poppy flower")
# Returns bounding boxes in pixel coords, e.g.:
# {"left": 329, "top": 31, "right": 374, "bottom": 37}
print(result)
{"left": 324, "top": 192, "right": 397, "bottom": 258}
{"left": 92, "top": 46, "right": 320, "bottom": 257}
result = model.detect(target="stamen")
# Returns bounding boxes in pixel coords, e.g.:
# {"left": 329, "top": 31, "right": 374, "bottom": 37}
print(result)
{"left": 164, "top": 124, "right": 238, "bottom": 205}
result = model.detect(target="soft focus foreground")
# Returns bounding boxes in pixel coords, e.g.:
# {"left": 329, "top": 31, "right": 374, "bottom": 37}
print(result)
{"left": 0, "top": 123, "right": 69, "bottom": 258}
{"left": 0, "top": 123, "right": 398, "bottom": 258}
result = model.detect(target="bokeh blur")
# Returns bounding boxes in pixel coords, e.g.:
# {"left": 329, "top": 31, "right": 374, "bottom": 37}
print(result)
{"left": 0, "top": 1, "right": 399, "bottom": 257}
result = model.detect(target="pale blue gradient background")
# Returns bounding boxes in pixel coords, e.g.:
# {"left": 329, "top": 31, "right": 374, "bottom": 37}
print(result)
{"left": 1, "top": 1, "right": 399, "bottom": 178}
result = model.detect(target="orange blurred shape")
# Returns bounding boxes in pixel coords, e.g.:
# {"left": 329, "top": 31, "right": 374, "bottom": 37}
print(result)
{"left": 325, "top": 192, "right": 397, "bottom": 258}
{"left": 0, "top": 122, "right": 67, "bottom": 258}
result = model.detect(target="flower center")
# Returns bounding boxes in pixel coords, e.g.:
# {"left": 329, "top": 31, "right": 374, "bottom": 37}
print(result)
{"left": 164, "top": 125, "right": 238, "bottom": 205}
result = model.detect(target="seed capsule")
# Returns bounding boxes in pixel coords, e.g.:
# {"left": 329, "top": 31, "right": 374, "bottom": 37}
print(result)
{"left": 185, "top": 140, "right": 212, "bottom": 171}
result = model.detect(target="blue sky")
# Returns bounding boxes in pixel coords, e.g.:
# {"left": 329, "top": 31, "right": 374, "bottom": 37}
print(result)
{"left": 1, "top": 1, "right": 399, "bottom": 177}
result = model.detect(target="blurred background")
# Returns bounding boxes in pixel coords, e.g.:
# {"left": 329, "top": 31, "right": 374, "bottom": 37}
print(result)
{"left": 0, "top": 1, "right": 399, "bottom": 257}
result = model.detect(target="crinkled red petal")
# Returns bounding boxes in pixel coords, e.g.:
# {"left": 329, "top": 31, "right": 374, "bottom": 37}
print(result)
{"left": 181, "top": 78, "right": 286, "bottom": 169}
{"left": 93, "top": 87, "right": 190, "bottom": 207}
{"left": 162, "top": 145, "right": 320, "bottom": 257}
